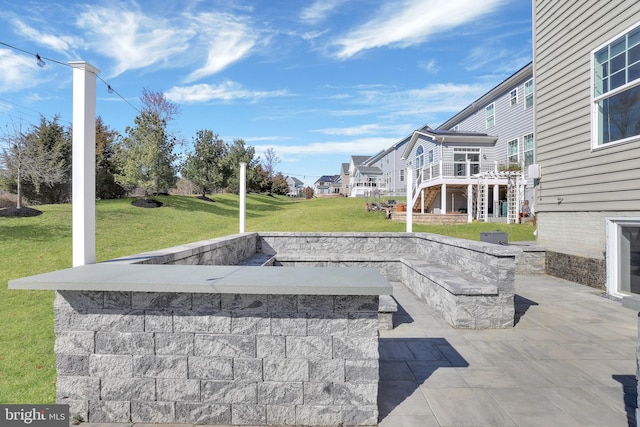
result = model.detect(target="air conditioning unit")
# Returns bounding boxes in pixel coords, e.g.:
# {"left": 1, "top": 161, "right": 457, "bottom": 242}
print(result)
{"left": 527, "top": 164, "right": 541, "bottom": 179}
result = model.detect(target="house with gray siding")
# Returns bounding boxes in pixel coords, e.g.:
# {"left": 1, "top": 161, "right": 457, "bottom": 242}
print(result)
{"left": 284, "top": 175, "right": 304, "bottom": 197}
{"left": 401, "top": 62, "right": 535, "bottom": 222}
{"left": 533, "top": 0, "right": 640, "bottom": 292}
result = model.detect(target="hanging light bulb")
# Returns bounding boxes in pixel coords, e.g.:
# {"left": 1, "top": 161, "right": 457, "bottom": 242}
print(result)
{"left": 35, "top": 54, "right": 45, "bottom": 68}
{"left": 107, "top": 85, "right": 114, "bottom": 94}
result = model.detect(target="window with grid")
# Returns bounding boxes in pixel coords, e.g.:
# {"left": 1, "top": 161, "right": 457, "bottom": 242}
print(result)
{"left": 523, "top": 133, "right": 534, "bottom": 167}
{"left": 510, "top": 88, "right": 518, "bottom": 106}
{"left": 507, "top": 139, "right": 519, "bottom": 163}
{"left": 524, "top": 79, "right": 533, "bottom": 109}
{"left": 485, "top": 103, "right": 495, "bottom": 128}
{"left": 593, "top": 23, "right": 640, "bottom": 146}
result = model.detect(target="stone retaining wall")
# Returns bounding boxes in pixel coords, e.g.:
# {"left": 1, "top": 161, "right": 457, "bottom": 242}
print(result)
{"left": 391, "top": 212, "right": 469, "bottom": 224}
{"left": 55, "top": 290, "right": 380, "bottom": 425}
{"left": 107, "top": 233, "right": 258, "bottom": 266}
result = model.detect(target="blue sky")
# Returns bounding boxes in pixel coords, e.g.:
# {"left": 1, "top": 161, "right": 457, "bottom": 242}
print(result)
{"left": 0, "top": 0, "right": 532, "bottom": 188}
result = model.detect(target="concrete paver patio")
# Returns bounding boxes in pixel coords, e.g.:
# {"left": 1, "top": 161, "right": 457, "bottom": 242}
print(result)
{"left": 378, "top": 274, "right": 637, "bottom": 427}
{"left": 79, "top": 274, "right": 638, "bottom": 427}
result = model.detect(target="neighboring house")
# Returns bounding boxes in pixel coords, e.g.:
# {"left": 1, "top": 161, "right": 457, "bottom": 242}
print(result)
{"left": 533, "top": 1, "right": 640, "bottom": 292}
{"left": 284, "top": 176, "right": 304, "bottom": 197}
{"left": 339, "top": 163, "right": 350, "bottom": 195}
{"left": 350, "top": 163, "right": 383, "bottom": 197}
{"left": 402, "top": 62, "right": 535, "bottom": 222}
{"left": 314, "top": 175, "right": 341, "bottom": 195}
{"left": 347, "top": 155, "right": 373, "bottom": 197}
{"left": 364, "top": 126, "right": 432, "bottom": 195}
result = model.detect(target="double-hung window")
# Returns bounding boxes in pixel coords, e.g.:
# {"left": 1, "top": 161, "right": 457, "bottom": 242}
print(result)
{"left": 524, "top": 79, "right": 534, "bottom": 109}
{"left": 507, "top": 139, "right": 519, "bottom": 163}
{"left": 510, "top": 88, "right": 518, "bottom": 106}
{"left": 592, "top": 22, "right": 640, "bottom": 147}
{"left": 485, "top": 103, "right": 495, "bottom": 128}
{"left": 523, "top": 133, "right": 534, "bottom": 167}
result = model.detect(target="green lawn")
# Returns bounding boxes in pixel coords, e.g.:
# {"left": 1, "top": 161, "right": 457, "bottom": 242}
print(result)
{"left": 0, "top": 194, "right": 535, "bottom": 403}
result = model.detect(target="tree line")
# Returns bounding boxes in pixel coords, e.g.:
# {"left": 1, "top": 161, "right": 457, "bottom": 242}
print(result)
{"left": 0, "top": 90, "right": 295, "bottom": 207}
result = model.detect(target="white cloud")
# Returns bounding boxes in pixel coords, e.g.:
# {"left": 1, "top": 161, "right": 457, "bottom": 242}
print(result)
{"left": 300, "top": 0, "right": 345, "bottom": 24}
{"left": 418, "top": 59, "right": 439, "bottom": 73}
{"left": 312, "top": 123, "right": 411, "bottom": 136}
{"left": 76, "top": 5, "right": 192, "bottom": 77}
{"left": 332, "top": 0, "right": 507, "bottom": 59}
{"left": 0, "top": 49, "right": 45, "bottom": 93}
{"left": 185, "top": 13, "right": 257, "bottom": 82}
{"left": 165, "top": 81, "right": 288, "bottom": 103}
{"left": 252, "top": 137, "right": 397, "bottom": 156}
{"left": 13, "top": 20, "right": 81, "bottom": 55}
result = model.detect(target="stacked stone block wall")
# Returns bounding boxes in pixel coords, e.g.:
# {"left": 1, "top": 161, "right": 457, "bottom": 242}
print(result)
{"left": 390, "top": 212, "right": 468, "bottom": 224}
{"left": 55, "top": 290, "right": 380, "bottom": 426}
{"left": 110, "top": 234, "right": 259, "bottom": 266}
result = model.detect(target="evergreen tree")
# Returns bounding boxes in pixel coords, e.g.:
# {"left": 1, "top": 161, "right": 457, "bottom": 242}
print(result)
{"left": 225, "top": 138, "right": 260, "bottom": 194}
{"left": 95, "top": 117, "right": 125, "bottom": 199}
{"left": 181, "top": 130, "right": 230, "bottom": 197}
{"left": 114, "top": 110, "right": 178, "bottom": 197}
{"left": 271, "top": 172, "right": 290, "bottom": 195}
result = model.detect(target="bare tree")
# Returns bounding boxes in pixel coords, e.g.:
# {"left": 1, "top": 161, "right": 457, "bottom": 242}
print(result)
{"left": 140, "top": 88, "right": 182, "bottom": 123}
{"left": 263, "top": 147, "right": 280, "bottom": 179}
{"left": 0, "top": 120, "right": 66, "bottom": 208}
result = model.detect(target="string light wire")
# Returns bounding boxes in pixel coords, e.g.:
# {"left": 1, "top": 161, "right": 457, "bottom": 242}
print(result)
{"left": 0, "top": 41, "right": 140, "bottom": 114}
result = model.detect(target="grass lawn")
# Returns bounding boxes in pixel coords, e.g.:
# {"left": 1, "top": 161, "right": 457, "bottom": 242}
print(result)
{"left": 0, "top": 194, "right": 536, "bottom": 403}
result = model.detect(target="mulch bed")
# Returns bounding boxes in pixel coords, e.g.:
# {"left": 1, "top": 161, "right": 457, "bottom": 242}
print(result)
{"left": 131, "top": 198, "right": 164, "bottom": 208}
{"left": 0, "top": 207, "right": 43, "bottom": 217}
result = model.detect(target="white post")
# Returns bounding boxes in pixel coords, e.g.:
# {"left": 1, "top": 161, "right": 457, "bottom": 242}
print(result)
{"left": 493, "top": 184, "right": 500, "bottom": 218}
{"left": 239, "top": 162, "right": 246, "bottom": 233}
{"left": 70, "top": 61, "right": 98, "bottom": 267}
{"left": 406, "top": 168, "right": 412, "bottom": 233}
{"left": 441, "top": 183, "right": 447, "bottom": 213}
{"left": 467, "top": 184, "right": 473, "bottom": 222}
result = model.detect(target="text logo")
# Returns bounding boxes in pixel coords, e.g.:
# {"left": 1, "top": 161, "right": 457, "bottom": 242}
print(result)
{"left": 1, "top": 405, "right": 68, "bottom": 426}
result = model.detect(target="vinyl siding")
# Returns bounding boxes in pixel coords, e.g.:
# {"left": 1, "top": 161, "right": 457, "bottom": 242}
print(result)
{"left": 442, "top": 76, "right": 534, "bottom": 175}
{"left": 534, "top": 0, "right": 640, "bottom": 212}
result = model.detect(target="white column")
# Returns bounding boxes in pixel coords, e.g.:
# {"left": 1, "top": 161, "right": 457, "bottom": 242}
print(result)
{"left": 441, "top": 183, "right": 447, "bottom": 213}
{"left": 406, "top": 168, "right": 412, "bottom": 233}
{"left": 467, "top": 184, "right": 473, "bottom": 222}
{"left": 70, "top": 61, "right": 98, "bottom": 267}
{"left": 420, "top": 189, "right": 424, "bottom": 214}
{"left": 483, "top": 182, "right": 489, "bottom": 221}
{"left": 493, "top": 184, "right": 500, "bottom": 218}
{"left": 239, "top": 162, "right": 246, "bottom": 233}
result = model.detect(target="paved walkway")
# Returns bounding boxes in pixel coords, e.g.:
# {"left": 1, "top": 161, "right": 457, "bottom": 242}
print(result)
{"left": 79, "top": 274, "right": 638, "bottom": 427}
{"left": 379, "top": 275, "right": 637, "bottom": 427}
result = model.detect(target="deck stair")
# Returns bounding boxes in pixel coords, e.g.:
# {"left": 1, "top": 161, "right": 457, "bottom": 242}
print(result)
{"left": 411, "top": 186, "right": 439, "bottom": 212}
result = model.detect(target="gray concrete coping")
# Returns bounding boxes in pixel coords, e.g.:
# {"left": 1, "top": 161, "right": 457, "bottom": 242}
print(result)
{"left": 622, "top": 294, "right": 640, "bottom": 311}
{"left": 8, "top": 263, "right": 393, "bottom": 295}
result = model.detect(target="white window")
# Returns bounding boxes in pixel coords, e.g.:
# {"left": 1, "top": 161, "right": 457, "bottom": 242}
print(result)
{"left": 400, "top": 169, "right": 404, "bottom": 182}
{"left": 507, "top": 139, "right": 519, "bottom": 163}
{"left": 485, "top": 103, "right": 495, "bottom": 128}
{"left": 510, "top": 88, "right": 518, "bottom": 106}
{"left": 592, "top": 22, "right": 640, "bottom": 147}
{"left": 453, "top": 147, "right": 480, "bottom": 176}
{"left": 416, "top": 145, "right": 424, "bottom": 169}
{"left": 524, "top": 79, "right": 534, "bottom": 109}
{"left": 606, "top": 218, "right": 640, "bottom": 296}
{"left": 451, "top": 125, "right": 459, "bottom": 131}
{"left": 523, "top": 133, "right": 534, "bottom": 167}
{"left": 428, "top": 149, "right": 433, "bottom": 163}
